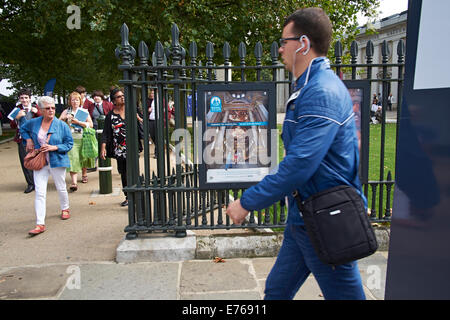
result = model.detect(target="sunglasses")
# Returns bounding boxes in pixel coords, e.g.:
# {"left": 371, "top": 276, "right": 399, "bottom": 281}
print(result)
{"left": 279, "top": 37, "right": 301, "bottom": 47}
{"left": 43, "top": 107, "right": 56, "bottom": 110}
{"left": 115, "top": 94, "right": 125, "bottom": 99}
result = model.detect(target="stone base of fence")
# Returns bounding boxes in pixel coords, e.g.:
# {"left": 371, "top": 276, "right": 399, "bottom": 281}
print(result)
{"left": 116, "top": 226, "right": 390, "bottom": 263}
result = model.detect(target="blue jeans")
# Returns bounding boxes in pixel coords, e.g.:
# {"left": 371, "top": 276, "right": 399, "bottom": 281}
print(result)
{"left": 264, "top": 225, "right": 366, "bottom": 300}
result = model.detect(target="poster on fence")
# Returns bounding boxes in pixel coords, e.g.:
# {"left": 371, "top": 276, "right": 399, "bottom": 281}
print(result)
{"left": 344, "top": 80, "right": 370, "bottom": 184}
{"left": 197, "top": 83, "right": 276, "bottom": 189}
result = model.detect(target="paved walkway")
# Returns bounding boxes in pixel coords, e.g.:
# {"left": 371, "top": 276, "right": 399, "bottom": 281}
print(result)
{"left": 0, "top": 130, "right": 388, "bottom": 300}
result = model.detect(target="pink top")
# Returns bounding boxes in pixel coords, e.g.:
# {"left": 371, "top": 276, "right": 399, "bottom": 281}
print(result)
{"left": 37, "top": 127, "right": 50, "bottom": 165}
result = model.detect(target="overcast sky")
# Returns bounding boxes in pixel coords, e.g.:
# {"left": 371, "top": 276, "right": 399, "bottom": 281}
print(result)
{"left": 1, "top": 0, "right": 410, "bottom": 97}
{"left": 358, "top": 0, "right": 409, "bottom": 25}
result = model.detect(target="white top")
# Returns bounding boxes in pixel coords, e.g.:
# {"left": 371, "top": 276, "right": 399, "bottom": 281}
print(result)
{"left": 149, "top": 99, "right": 155, "bottom": 120}
{"left": 37, "top": 127, "right": 50, "bottom": 164}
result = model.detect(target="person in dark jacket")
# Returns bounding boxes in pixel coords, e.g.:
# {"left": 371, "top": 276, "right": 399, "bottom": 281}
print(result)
{"left": 226, "top": 8, "right": 366, "bottom": 300}
{"left": 88, "top": 90, "right": 114, "bottom": 129}
{"left": 100, "top": 88, "right": 143, "bottom": 207}
{"left": 10, "top": 88, "right": 41, "bottom": 193}
{"left": 75, "top": 85, "right": 94, "bottom": 113}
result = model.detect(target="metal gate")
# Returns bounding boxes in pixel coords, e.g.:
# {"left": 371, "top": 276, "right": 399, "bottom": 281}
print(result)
{"left": 115, "top": 23, "right": 404, "bottom": 239}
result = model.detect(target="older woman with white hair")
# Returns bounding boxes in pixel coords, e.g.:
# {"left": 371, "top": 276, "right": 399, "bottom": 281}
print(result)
{"left": 20, "top": 96, "right": 74, "bottom": 236}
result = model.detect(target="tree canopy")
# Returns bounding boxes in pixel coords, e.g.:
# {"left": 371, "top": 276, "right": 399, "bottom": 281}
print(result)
{"left": 0, "top": 0, "right": 379, "bottom": 98}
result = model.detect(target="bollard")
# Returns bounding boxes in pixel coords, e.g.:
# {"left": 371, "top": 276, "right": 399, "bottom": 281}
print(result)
{"left": 97, "top": 115, "right": 112, "bottom": 194}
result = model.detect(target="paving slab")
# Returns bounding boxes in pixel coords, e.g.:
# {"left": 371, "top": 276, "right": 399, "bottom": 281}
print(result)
{"left": 0, "top": 265, "right": 70, "bottom": 299}
{"left": 58, "top": 262, "right": 180, "bottom": 300}
{"left": 180, "top": 259, "right": 258, "bottom": 295}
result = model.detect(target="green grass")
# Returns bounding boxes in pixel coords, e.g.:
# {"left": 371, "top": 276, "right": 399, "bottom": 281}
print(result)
{"left": 368, "top": 123, "right": 396, "bottom": 181}
{"left": 267, "top": 123, "right": 396, "bottom": 225}
{"left": 366, "top": 123, "right": 396, "bottom": 219}
{"left": 172, "top": 122, "right": 396, "bottom": 224}
{"left": 0, "top": 128, "right": 15, "bottom": 142}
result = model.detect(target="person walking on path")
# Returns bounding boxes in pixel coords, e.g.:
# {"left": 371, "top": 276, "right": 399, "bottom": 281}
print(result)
{"left": 20, "top": 96, "right": 73, "bottom": 236}
{"left": 9, "top": 88, "right": 41, "bottom": 193}
{"left": 226, "top": 8, "right": 366, "bottom": 300}
{"left": 75, "top": 85, "right": 94, "bottom": 113}
{"left": 59, "top": 92, "right": 95, "bottom": 190}
{"left": 100, "top": 88, "right": 143, "bottom": 207}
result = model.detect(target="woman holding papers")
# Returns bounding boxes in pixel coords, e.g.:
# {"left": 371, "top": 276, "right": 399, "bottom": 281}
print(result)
{"left": 59, "top": 92, "right": 94, "bottom": 191}
{"left": 20, "top": 96, "right": 73, "bottom": 236}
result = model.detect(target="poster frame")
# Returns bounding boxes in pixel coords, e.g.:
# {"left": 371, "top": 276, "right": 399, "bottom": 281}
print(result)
{"left": 344, "top": 80, "right": 370, "bottom": 184}
{"left": 197, "top": 82, "right": 277, "bottom": 190}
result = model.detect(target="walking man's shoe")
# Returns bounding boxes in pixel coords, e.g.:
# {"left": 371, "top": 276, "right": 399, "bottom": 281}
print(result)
{"left": 24, "top": 185, "right": 35, "bottom": 193}
{"left": 120, "top": 199, "right": 128, "bottom": 207}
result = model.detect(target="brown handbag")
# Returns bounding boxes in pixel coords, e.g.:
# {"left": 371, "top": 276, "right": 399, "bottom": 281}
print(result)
{"left": 24, "top": 134, "right": 52, "bottom": 171}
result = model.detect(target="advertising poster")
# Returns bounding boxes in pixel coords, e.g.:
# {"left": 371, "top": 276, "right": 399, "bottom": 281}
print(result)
{"left": 198, "top": 83, "right": 276, "bottom": 189}
{"left": 345, "top": 80, "right": 370, "bottom": 184}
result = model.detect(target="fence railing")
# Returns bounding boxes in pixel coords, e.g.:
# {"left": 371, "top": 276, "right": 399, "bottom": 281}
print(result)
{"left": 115, "top": 23, "right": 404, "bottom": 239}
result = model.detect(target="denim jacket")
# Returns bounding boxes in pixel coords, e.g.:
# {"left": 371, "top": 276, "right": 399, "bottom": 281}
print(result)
{"left": 240, "top": 57, "right": 364, "bottom": 225}
{"left": 20, "top": 117, "right": 73, "bottom": 168}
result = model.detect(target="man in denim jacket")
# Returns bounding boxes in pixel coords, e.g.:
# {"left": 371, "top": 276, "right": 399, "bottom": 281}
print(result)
{"left": 226, "top": 8, "right": 366, "bottom": 300}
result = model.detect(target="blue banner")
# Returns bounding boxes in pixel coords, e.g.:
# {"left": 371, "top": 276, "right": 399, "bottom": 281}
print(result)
{"left": 43, "top": 78, "right": 56, "bottom": 96}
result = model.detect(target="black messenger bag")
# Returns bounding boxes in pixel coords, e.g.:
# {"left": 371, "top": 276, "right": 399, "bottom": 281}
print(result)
{"left": 294, "top": 185, "right": 378, "bottom": 266}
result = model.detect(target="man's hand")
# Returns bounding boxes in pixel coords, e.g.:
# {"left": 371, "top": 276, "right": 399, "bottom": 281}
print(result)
{"left": 226, "top": 199, "right": 249, "bottom": 225}
{"left": 15, "top": 110, "right": 26, "bottom": 120}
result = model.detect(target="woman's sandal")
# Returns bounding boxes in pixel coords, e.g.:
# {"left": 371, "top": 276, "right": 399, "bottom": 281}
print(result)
{"left": 28, "top": 224, "right": 46, "bottom": 236}
{"left": 81, "top": 176, "right": 88, "bottom": 183}
{"left": 61, "top": 209, "right": 71, "bottom": 220}
{"left": 69, "top": 184, "right": 78, "bottom": 192}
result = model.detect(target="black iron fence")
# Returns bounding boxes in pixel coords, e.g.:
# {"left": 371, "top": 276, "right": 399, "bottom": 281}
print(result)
{"left": 115, "top": 23, "right": 404, "bottom": 239}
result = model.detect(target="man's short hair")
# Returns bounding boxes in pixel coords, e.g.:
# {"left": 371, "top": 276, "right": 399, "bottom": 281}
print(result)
{"left": 37, "top": 96, "right": 55, "bottom": 109}
{"left": 18, "top": 88, "right": 32, "bottom": 99}
{"left": 283, "top": 7, "right": 332, "bottom": 56}
{"left": 110, "top": 87, "right": 123, "bottom": 104}
{"left": 75, "top": 85, "right": 87, "bottom": 94}
{"left": 92, "top": 90, "right": 104, "bottom": 99}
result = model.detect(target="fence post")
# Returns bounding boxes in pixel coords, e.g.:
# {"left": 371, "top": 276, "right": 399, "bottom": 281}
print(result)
{"left": 239, "top": 42, "right": 246, "bottom": 82}
{"left": 378, "top": 40, "right": 390, "bottom": 216}
{"left": 385, "top": 171, "right": 393, "bottom": 219}
{"left": 396, "top": 40, "right": 405, "bottom": 151}
{"left": 334, "top": 40, "right": 342, "bottom": 78}
{"left": 116, "top": 23, "right": 138, "bottom": 240}
{"left": 97, "top": 115, "right": 112, "bottom": 194}
{"left": 168, "top": 23, "right": 187, "bottom": 238}
{"left": 350, "top": 41, "right": 358, "bottom": 80}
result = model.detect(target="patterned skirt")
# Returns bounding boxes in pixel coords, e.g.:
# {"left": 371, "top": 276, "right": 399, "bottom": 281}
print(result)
{"left": 67, "top": 137, "right": 96, "bottom": 173}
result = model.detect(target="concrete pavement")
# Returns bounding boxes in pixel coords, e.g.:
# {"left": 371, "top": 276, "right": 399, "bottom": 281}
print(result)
{"left": 0, "top": 253, "right": 388, "bottom": 300}
{"left": 0, "top": 123, "right": 389, "bottom": 301}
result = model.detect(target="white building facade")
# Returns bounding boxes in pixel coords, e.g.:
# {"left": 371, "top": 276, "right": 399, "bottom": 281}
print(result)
{"left": 351, "top": 10, "right": 407, "bottom": 110}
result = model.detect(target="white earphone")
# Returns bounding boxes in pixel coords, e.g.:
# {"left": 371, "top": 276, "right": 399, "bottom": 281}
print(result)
{"left": 295, "top": 35, "right": 310, "bottom": 55}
